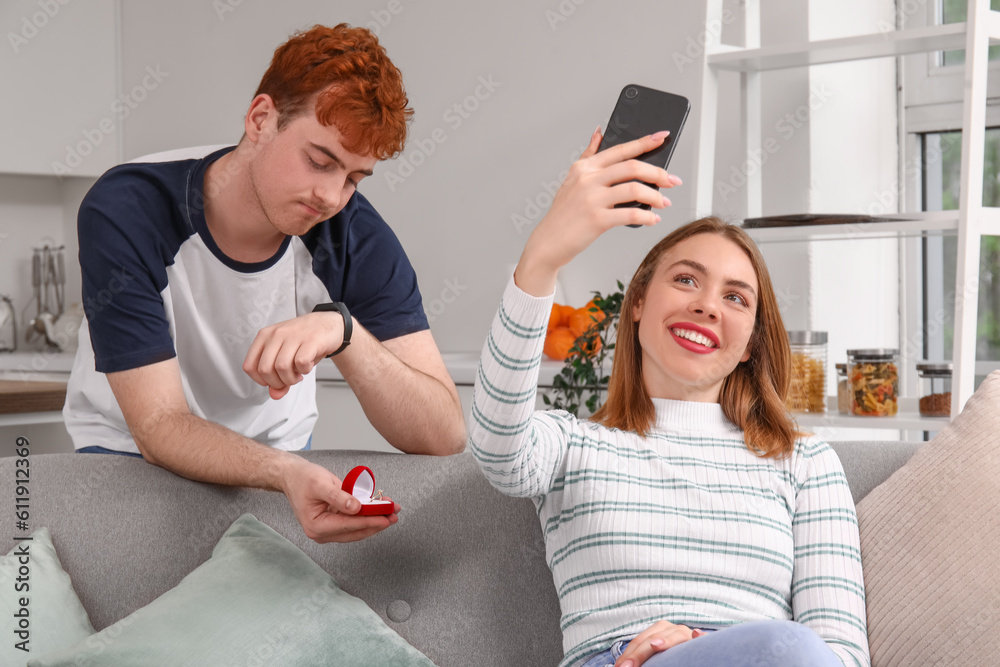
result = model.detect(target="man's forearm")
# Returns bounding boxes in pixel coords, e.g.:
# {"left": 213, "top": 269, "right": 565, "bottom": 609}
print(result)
{"left": 332, "top": 326, "right": 466, "bottom": 455}
{"left": 135, "top": 411, "right": 298, "bottom": 491}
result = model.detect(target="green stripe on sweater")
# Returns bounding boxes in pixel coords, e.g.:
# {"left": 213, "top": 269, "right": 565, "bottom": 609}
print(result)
{"left": 795, "top": 608, "right": 867, "bottom": 634}
{"left": 550, "top": 532, "right": 793, "bottom": 572}
{"left": 550, "top": 469, "right": 786, "bottom": 502}
{"left": 497, "top": 301, "right": 547, "bottom": 339}
{"left": 485, "top": 333, "right": 540, "bottom": 372}
{"left": 544, "top": 500, "right": 792, "bottom": 538}
{"left": 558, "top": 569, "right": 792, "bottom": 614}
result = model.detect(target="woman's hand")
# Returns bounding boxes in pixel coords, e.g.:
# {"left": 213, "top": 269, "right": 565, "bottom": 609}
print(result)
{"left": 613, "top": 620, "right": 707, "bottom": 667}
{"left": 514, "top": 128, "right": 682, "bottom": 297}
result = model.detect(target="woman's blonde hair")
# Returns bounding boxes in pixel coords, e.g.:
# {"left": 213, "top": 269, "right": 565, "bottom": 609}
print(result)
{"left": 590, "top": 217, "right": 797, "bottom": 458}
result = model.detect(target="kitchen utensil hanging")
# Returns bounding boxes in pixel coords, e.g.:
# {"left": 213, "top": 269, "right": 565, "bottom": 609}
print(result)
{"left": 0, "top": 294, "right": 16, "bottom": 352}
{"left": 25, "top": 244, "right": 65, "bottom": 349}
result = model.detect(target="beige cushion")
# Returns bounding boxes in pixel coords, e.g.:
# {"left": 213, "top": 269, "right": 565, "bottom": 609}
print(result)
{"left": 857, "top": 370, "right": 1000, "bottom": 666}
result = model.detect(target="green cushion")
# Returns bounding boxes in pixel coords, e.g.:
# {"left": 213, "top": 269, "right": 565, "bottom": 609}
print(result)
{"left": 29, "top": 514, "right": 437, "bottom": 667}
{"left": 1, "top": 527, "right": 95, "bottom": 665}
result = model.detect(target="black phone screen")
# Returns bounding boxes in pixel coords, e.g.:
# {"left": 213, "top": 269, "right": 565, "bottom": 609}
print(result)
{"left": 597, "top": 84, "right": 690, "bottom": 223}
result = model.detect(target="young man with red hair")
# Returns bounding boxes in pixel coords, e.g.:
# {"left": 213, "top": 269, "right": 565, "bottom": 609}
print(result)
{"left": 63, "top": 24, "right": 466, "bottom": 543}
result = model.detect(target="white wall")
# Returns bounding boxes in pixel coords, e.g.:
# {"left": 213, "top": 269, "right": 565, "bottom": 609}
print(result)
{"left": 712, "top": 0, "right": 815, "bottom": 332}
{"left": 0, "top": 0, "right": 898, "bottom": 376}
{"left": 111, "top": 0, "right": 722, "bottom": 352}
{"left": 807, "top": 0, "right": 900, "bottom": 383}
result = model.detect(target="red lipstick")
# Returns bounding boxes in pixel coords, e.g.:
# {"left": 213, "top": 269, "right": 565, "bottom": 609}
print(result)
{"left": 668, "top": 321, "right": 720, "bottom": 354}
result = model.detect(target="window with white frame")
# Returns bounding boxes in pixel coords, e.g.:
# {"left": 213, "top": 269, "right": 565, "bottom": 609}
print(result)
{"left": 920, "top": 129, "right": 1000, "bottom": 362}
{"left": 903, "top": 0, "right": 1000, "bottom": 376}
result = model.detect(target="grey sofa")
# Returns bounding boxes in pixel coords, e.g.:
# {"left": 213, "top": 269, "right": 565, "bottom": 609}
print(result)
{"left": 0, "top": 442, "right": 923, "bottom": 666}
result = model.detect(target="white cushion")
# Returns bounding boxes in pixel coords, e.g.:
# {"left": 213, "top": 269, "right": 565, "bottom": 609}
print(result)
{"left": 857, "top": 370, "right": 1000, "bottom": 666}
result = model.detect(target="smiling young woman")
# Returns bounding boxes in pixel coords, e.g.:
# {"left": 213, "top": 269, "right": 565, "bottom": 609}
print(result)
{"left": 470, "top": 129, "right": 868, "bottom": 667}
{"left": 592, "top": 217, "right": 795, "bottom": 459}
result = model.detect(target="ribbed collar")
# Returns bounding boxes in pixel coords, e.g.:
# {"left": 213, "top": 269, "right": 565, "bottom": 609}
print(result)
{"left": 651, "top": 398, "right": 740, "bottom": 435}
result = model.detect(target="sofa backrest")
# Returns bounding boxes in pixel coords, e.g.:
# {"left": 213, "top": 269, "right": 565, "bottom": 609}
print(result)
{"left": 0, "top": 442, "right": 923, "bottom": 666}
{"left": 829, "top": 440, "right": 923, "bottom": 504}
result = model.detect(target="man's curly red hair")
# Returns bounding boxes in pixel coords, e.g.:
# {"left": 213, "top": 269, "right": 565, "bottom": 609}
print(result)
{"left": 254, "top": 23, "right": 413, "bottom": 160}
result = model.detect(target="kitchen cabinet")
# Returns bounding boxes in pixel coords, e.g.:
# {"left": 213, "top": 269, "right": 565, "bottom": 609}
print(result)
{"left": 0, "top": 379, "right": 65, "bottom": 414}
{"left": 313, "top": 382, "right": 477, "bottom": 453}
{"left": 0, "top": 0, "right": 120, "bottom": 177}
{"left": 312, "top": 354, "right": 562, "bottom": 453}
{"left": 692, "top": 0, "right": 997, "bottom": 431}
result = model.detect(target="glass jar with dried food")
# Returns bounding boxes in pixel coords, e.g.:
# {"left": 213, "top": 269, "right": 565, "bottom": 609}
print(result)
{"left": 786, "top": 331, "right": 827, "bottom": 414}
{"left": 835, "top": 363, "right": 849, "bottom": 414}
{"left": 847, "top": 349, "right": 899, "bottom": 417}
{"left": 916, "top": 362, "right": 952, "bottom": 418}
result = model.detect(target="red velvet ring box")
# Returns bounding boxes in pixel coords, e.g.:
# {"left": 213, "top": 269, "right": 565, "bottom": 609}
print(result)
{"left": 341, "top": 466, "right": 394, "bottom": 516}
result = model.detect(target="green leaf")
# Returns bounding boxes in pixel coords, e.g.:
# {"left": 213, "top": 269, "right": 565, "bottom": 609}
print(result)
{"left": 540, "top": 282, "right": 624, "bottom": 418}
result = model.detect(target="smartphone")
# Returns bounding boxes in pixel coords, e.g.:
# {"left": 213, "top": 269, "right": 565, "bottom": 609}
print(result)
{"left": 597, "top": 84, "right": 690, "bottom": 226}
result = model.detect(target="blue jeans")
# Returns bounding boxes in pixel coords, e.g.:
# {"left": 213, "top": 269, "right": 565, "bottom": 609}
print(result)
{"left": 76, "top": 446, "right": 143, "bottom": 458}
{"left": 77, "top": 435, "right": 313, "bottom": 457}
{"left": 579, "top": 620, "right": 843, "bottom": 667}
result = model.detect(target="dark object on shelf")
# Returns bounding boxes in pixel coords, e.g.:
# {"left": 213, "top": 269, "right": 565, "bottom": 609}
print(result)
{"left": 742, "top": 214, "right": 908, "bottom": 228}
{"left": 916, "top": 361, "right": 953, "bottom": 418}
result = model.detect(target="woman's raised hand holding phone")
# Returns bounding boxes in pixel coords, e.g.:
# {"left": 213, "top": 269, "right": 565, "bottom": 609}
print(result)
{"left": 513, "top": 129, "right": 682, "bottom": 298}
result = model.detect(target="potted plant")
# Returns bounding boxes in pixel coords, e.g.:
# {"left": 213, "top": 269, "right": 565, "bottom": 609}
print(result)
{"left": 542, "top": 282, "right": 624, "bottom": 417}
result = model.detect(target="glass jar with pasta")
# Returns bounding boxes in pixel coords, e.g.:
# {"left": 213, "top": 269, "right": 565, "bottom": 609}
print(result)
{"left": 786, "top": 331, "right": 827, "bottom": 413}
{"left": 847, "top": 349, "right": 899, "bottom": 417}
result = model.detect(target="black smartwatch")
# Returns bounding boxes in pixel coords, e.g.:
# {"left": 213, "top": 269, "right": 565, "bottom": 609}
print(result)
{"left": 311, "top": 302, "right": 353, "bottom": 357}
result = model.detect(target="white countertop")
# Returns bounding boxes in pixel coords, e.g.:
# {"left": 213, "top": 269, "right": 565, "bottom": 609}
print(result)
{"left": 0, "top": 350, "right": 569, "bottom": 387}
{"left": 316, "top": 351, "right": 568, "bottom": 387}
{"left": 0, "top": 350, "right": 76, "bottom": 374}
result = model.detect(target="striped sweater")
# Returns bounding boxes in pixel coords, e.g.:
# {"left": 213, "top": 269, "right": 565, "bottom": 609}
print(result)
{"left": 470, "top": 278, "right": 870, "bottom": 667}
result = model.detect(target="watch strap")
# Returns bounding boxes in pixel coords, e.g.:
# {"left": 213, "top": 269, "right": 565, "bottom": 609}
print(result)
{"left": 311, "top": 302, "right": 353, "bottom": 357}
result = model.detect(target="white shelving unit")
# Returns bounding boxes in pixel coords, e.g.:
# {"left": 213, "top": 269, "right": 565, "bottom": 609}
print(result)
{"left": 693, "top": 0, "right": 1000, "bottom": 430}
{"left": 792, "top": 397, "right": 949, "bottom": 432}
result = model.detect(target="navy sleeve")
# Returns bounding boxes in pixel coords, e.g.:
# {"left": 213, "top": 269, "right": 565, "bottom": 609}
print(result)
{"left": 78, "top": 168, "right": 185, "bottom": 373}
{"left": 304, "top": 192, "right": 428, "bottom": 342}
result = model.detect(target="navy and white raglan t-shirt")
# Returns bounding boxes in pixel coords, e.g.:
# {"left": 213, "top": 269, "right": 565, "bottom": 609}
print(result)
{"left": 63, "top": 146, "right": 429, "bottom": 454}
